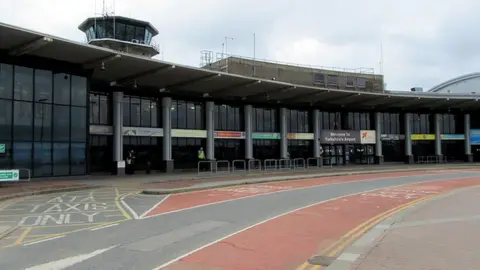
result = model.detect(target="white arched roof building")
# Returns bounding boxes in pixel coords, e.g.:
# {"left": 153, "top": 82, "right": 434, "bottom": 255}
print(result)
{"left": 429, "top": 73, "right": 480, "bottom": 94}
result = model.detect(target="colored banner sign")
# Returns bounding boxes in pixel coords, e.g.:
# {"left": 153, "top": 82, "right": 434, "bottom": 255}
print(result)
{"left": 123, "top": 127, "right": 164, "bottom": 137}
{"left": 360, "top": 130, "right": 376, "bottom": 144}
{"left": 252, "top": 132, "right": 281, "bottom": 140}
{"left": 440, "top": 134, "right": 465, "bottom": 140}
{"left": 470, "top": 129, "right": 480, "bottom": 145}
{"left": 215, "top": 131, "right": 245, "bottom": 139}
{"left": 172, "top": 129, "right": 207, "bottom": 138}
{"left": 90, "top": 125, "right": 113, "bottom": 135}
{"left": 0, "top": 170, "right": 19, "bottom": 182}
{"left": 380, "top": 134, "right": 405, "bottom": 141}
{"left": 0, "top": 144, "right": 5, "bottom": 154}
{"left": 287, "top": 133, "right": 314, "bottom": 140}
{"left": 320, "top": 130, "right": 376, "bottom": 144}
{"left": 411, "top": 134, "right": 435, "bottom": 140}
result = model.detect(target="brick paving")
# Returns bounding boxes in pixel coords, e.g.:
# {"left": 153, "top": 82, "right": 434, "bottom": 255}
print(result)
{"left": 353, "top": 186, "right": 480, "bottom": 270}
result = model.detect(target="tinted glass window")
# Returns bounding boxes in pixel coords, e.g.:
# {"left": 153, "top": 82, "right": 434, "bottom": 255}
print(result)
{"left": 0, "top": 99, "right": 12, "bottom": 141}
{"left": 53, "top": 142, "right": 69, "bottom": 176}
{"left": 71, "top": 143, "right": 86, "bottom": 175}
{"left": 13, "top": 101, "right": 33, "bottom": 141}
{"left": 14, "top": 66, "right": 33, "bottom": 101}
{"left": 34, "top": 102, "right": 52, "bottom": 141}
{"left": 71, "top": 107, "right": 87, "bottom": 142}
{"left": 33, "top": 142, "right": 52, "bottom": 177}
{"left": 116, "top": 23, "right": 126, "bottom": 39}
{"left": 0, "top": 64, "right": 13, "bottom": 99}
{"left": 135, "top": 26, "right": 145, "bottom": 42}
{"left": 123, "top": 96, "right": 130, "bottom": 126}
{"left": 0, "top": 142, "right": 12, "bottom": 169}
{"left": 287, "top": 109, "right": 309, "bottom": 133}
{"left": 125, "top": 25, "right": 135, "bottom": 42}
{"left": 151, "top": 101, "right": 158, "bottom": 127}
{"left": 141, "top": 99, "right": 151, "bottom": 127}
{"left": 130, "top": 97, "right": 141, "bottom": 126}
{"left": 253, "top": 107, "right": 278, "bottom": 132}
{"left": 214, "top": 104, "right": 242, "bottom": 131}
{"left": 13, "top": 142, "right": 32, "bottom": 170}
{"left": 34, "top": 69, "right": 52, "bottom": 103}
{"left": 53, "top": 105, "right": 70, "bottom": 141}
{"left": 105, "top": 20, "right": 114, "bottom": 38}
{"left": 71, "top": 76, "right": 87, "bottom": 106}
{"left": 89, "top": 94, "right": 99, "bottom": 124}
{"left": 54, "top": 73, "right": 70, "bottom": 105}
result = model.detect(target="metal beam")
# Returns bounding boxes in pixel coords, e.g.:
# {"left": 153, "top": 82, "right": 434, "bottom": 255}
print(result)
{"left": 247, "top": 85, "right": 297, "bottom": 101}
{"left": 83, "top": 54, "right": 121, "bottom": 69}
{"left": 166, "top": 73, "right": 221, "bottom": 90}
{"left": 281, "top": 90, "right": 330, "bottom": 102}
{"left": 209, "top": 80, "right": 261, "bottom": 96}
{"left": 110, "top": 65, "right": 175, "bottom": 86}
{"left": 9, "top": 36, "right": 53, "bottom": 56}
{"left": 376, "top": 97, "right": 422, "bottom": 109}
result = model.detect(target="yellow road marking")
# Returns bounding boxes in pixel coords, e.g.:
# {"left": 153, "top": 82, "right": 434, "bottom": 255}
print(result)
{"left": 294, "top": 194, "right": 438, "bottom": 269}
{"left": 14, "top": 227, "right": 31, "bottom": 245}
{"left": 115, "top": 189, "right": 132, "bottom": 220}
{"left": 295, "top": 261, "right": 310, "bottom": 270}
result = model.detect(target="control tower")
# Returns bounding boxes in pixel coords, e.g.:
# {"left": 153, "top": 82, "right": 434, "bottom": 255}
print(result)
{"left": 78, "top": 16, "right": 160, "bottom": 57}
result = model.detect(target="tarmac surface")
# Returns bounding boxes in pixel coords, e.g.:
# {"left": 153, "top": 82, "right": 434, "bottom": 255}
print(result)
{"left": 0, "top": 169, "right": 479, "bottom": 270}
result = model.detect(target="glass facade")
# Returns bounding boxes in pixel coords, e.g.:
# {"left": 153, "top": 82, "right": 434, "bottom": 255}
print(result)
{"left": 90, "top": 92, "right": 111, "bottom": 125}
{"left": 0, "top": 63, "right": 88, "bottom": 177}
{"left": 172, "top": 138, "right": 204, "bottom": 169}
{"left": 214, "top": 104, "right": 243, "bottom": 131}
{"left": 252, "top": 107, "right": 278, "bottom": 132}
{"left": 287, "top": 109, "right": 310, "bottom": 133}
{"left": 343, "top": 112, "right": 372, "bottom": 130}
{"left": 171, "top": 100, "right": 204, "bottom": 130}
{"left": 85, "top": 19, "right": 154, "bottom": 45}
{"left": 320, "top": 112, "right": 342, "bottom": 130}
{"left": 123, "top": 95, "right": 159, "bottom": 127}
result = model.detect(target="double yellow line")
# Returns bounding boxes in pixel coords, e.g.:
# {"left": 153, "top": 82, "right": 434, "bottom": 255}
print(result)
{"left": 296, "top": 194, "right": 438, "bottom": 270}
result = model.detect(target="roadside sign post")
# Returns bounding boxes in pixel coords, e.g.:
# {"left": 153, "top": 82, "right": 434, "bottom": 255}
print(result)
{"left": 0, "top": 170, "right": 20, "bottom": 182}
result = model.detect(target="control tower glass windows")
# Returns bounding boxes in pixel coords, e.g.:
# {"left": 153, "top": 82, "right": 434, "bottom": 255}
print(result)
{"left": 134, "top": 27, "right": 145, "bottom": 43}
{"left": 145, "top": 30, "right": 153, "bottom": 44}
{"left": 115, "top": 22, "right": 126, "bottom": 40}
{"left": 125, "top": 25, "right": 135, "bottom": 42}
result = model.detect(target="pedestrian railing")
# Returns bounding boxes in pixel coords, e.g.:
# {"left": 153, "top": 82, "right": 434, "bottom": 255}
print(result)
{"left": 278, "top": 159, "right": 292, "bottom": 170}
{"left": 264, "top": 159, "right": 278, "bottom": 171}
{"left": 232, "top": 160, "right": 246, "bottom": 173}
{"left": 215, "top": 160, "right": 230, "bottom": 173}
{"left": 416, "top": 155, "right": 442, "bottom": 164}
{"left": 293, "top": 158, "right": 306, "bottom": 170}
{"left": 197, "top": 160, "right": 214, "bottom": 174}
{"left": 307, "top": 157, "right": 322, "bottom": 168}
{"left": 248, "top": 159, "right": 262, "bottom": 172}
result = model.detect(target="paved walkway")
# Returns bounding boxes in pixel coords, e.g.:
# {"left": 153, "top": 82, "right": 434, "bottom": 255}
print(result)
{"left": 344, "top": 185, "right": 480, "bottom": 270}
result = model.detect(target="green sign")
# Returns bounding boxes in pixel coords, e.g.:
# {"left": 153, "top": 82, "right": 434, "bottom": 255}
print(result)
{"left": 0, "top": 170, "right": 20, "bottom": 182}
{"left": 0, "top": 144, "right": 5, "bottom": 154}
{"left": 252, "top": 132, "right": 281, "bottom": 140}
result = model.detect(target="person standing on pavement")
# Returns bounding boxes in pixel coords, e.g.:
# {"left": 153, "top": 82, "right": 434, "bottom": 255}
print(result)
{"left": 198, "top": 147, "right": 206, "bottom": 171}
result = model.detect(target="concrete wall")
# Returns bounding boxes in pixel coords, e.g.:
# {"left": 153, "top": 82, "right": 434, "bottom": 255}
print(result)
{"left": 204, "top": 57, "right": 384, "bottom": 92}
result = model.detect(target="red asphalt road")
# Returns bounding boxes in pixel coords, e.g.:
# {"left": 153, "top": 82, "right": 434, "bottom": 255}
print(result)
{"left": 144, "top": 171, "right": 446, "bottom": 218}
{"left": 161, "top": 176, "right": 480, "bottom": 270}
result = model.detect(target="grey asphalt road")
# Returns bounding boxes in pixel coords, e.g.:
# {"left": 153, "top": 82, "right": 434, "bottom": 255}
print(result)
{"left": 1, "top": 171, "right": 479, "bottom": 270}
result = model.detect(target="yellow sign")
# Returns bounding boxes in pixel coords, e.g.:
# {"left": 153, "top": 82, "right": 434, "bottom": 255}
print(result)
{"left": 172, "top": 129, "right": 207, "bottom": 138}
{"left": 411, "top": 134, "right": 435, "bottom": 140}
{"left": 287, "top": 133, "right": 314, "bottom": 140}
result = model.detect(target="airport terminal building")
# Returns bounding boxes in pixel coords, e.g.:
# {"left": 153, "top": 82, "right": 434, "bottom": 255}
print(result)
{"left": 1, "top": 16, "right": 480, "bottom": 178}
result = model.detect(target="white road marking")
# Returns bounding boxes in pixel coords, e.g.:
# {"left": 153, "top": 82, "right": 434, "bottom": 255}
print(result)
{"left": 90, "top": 223, "right": 118, "bottom": 231}
{"left": 151, "top": 175, "right": 476, "bottom": 270}
{"left": 140, "top": 194, "right": 170, "bottom": 219}
{"left": 120, "top": 194, "right": 140, "bottom": 219}
{"left": 337, "top": 252, "right": 360, "bottom": 262}
{"left": 24, "top": 235, "right": 65, "bottom": 246}
{"left": 25, "top": 245, "right": 117, "bottom": 270}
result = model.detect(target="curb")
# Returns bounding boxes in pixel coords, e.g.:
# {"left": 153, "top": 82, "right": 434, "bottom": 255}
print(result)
{"left": 141, "top": 167, "right": 468, "bottom": 195}
{"left": 324, "top": 187, "right": 472, "bottom": 270}
{"left": 0, "top": 185, "right": 104, "bottom": 202}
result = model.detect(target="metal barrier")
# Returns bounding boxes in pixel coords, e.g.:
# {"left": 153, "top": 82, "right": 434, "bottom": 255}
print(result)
{"left": 248, "top": 159, "right": 262, "bottom": 172}
{"left": 264, "top": 159, "right": 278, "bottom": 171}
{"left": 232, "top": 160, "right": 246, "bottom": 173}
{"left": 278, "top": 159, "right": 292, "bottom": 170}
{"left": 215, "top": 160, "right": 230, "bottom": 173}
{"left": 307, "top": 157, "right": 322, "bottom": 169}
{"left": 293, "top": 158, "right": 306, "bottom": 170}
{"left": 417, "top": 156, "right": 442, "bottom": 164}
{"left": 322, "top": 157, "right": 333, "bottom": 168}
{"left": 197, "top": 160, "right": 214, "bottom": 174}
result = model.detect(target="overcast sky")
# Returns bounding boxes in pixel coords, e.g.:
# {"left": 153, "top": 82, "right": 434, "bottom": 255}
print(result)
{"left": 2, "top": 0, "right": 480, "bottom": 90}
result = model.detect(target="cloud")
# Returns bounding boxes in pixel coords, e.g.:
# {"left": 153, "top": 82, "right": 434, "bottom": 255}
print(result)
{"left": 1, "top": 0, "right": 479, "bottom": 91}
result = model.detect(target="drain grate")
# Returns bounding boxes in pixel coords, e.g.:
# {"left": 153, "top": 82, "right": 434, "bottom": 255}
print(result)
{"left": 308, "top": 255, "right": 336, "bottom": 267}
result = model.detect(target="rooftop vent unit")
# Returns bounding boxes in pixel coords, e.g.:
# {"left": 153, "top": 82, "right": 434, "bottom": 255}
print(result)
{"left": 411, "top": 87, "right": 423, "bottom": 92}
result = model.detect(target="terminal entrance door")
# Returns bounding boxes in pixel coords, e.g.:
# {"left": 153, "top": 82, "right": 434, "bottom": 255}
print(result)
{"left": 344, "top": 145, "right": 375, "bottom": 165}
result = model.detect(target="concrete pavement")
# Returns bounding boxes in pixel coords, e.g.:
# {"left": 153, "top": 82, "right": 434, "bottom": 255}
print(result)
{"left": 332, "top": 185, "right": 480, "bottom": 270}
{"left": 0, "top": 170, "right": 479, "bottom": 269}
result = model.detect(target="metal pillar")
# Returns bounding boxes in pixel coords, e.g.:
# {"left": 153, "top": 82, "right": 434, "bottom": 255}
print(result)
{"left": 162, "top": 97, "right": 174, "bottom": 172}
{"left": 434, "top": 114, "right": 443, "bottom": 162}
{"left": 206, "top": 101, "right": 215, "bottom": 160}
{"left": 404, "top": 113, "right": 414, "bottom": 164}
{"left": 375, "top": 112, "right": 383, "bottom": 164}
{"left": 244, "top": 104, "right": 253, "bottom": 160}
{"left": 464, "top": 113, "right": 473, "bottom": 162}
{"left": 313, "top": 110, "right": 320, "bottom": 158}
{"left": 280, "top": 107, "right": 288, "bottom": 159}
{"left": 112, "top": 91, "right": 125, "bottom": 175}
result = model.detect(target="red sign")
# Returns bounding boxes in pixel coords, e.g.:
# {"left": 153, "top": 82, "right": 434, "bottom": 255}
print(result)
{"left": 215, "top": 131, "right": 245, "bottom": 139}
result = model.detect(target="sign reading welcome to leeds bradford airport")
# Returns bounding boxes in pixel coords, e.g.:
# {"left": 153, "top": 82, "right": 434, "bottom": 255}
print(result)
{"left": 320, "top": 130, "right": 376, "bottom": 144}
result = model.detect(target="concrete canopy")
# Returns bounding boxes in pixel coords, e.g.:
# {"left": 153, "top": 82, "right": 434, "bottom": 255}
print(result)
{"left": 1, "top": 21, "right": 480, "bottom": 111}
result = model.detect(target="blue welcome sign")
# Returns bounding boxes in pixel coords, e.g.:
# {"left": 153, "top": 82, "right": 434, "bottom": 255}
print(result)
{"left": 471, "top": 129, "right": 480, "bottom": 145}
